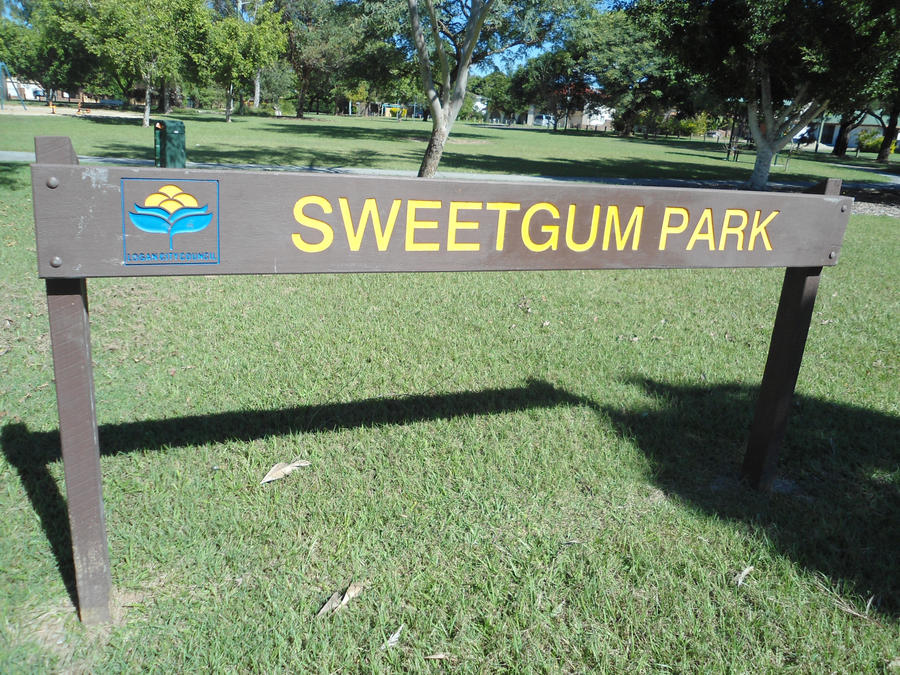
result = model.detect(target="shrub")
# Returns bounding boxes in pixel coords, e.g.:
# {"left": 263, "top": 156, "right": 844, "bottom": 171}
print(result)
{"left": 857, "top": 129, "right": 883, "bottom": 153}
{"left": 682, "top": 112, "right": 709, "bottom": 137}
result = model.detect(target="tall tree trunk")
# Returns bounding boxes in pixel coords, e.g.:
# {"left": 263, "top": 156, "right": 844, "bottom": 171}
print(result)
{"left": 744, "top": 72, "right": 825, "bottom": 190}
{"left": 253, "top": 69, "right": 261, "bottom": 108}
{"left": 419, "top": 121, "right": 450, "bottom": 177}
{"left": 876, "top": 105, "right": 899, "bottom": 163}
{"left": 158, "top": 80, "right": 172, "bottom": 113}
{"left": 406, "top": 0, "right": 491, "bottom": 178}
{"left": 225, "top": 83, "right": 234, "bottom": 123}
{"left": 746, "top": 142, "right": 777, "bottom": 190}
{"left": 142, "top": 79, "right": 152, "bottom": 128}
{"left": 295, "top": 71, "right": 309, "bottom": 119}
{"left": 831, "top": 119, "right": 852, "bottom": 157}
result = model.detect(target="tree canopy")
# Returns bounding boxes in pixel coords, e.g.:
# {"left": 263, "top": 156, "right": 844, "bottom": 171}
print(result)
{"left": 631, "top": 0, "right": 897, "bottom": 187}
{"left": 405, "top": 0, "right": 569, "bottom": 176}
{"left": 3, "top": 0, "right": 897, "bottom": 183}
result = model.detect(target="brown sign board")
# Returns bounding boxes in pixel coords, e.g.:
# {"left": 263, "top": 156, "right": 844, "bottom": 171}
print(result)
{"left": 32, "top": 164, "right": 850, "bottom": 278}
{"left": 29, "top": 136, "right": 852, "bottom": 625}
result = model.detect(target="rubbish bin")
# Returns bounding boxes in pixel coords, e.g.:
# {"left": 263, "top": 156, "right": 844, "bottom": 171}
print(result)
{"left": 153, "top": 119, "right": 186, "bottom": 168}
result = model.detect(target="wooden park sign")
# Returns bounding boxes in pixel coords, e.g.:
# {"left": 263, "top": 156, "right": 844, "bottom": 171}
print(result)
{"left": 31, "top": 136, "right": 850, "bottom": 623}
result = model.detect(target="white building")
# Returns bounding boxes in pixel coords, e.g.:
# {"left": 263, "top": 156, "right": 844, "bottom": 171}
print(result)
{"left": 5, "top": 77, "right": 45, "bottom": 101}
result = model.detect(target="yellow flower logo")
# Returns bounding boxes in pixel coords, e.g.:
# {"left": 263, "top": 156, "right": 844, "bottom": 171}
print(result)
{"left": 142, "top": 184, "right": 200, "bottom": 214}
{"left": 128, "top": 184, "right": 213, "bottom": 250}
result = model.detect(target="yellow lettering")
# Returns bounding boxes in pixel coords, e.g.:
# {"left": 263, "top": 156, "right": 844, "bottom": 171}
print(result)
{"left": 405, "top": 200, "right": 442, "bottom": 252}
{"left": 338, "top": 197, "right": 401, "bottom": 251}
{"left": 291, "top": 195, "right": 334, "bottom": 253}
{"left": 659, "top": 207, "right": 689, "bottom": 250}
{"left": 718, "top": 209, "right": 748, "bottom": 251}
{"left": 686, "top": 208, "right": 716, "bottom": 251}
{"left": 486, "top": 202, "right": 520, "bottom": 251}
{"left": 521, "top": 202, "right": 560, "bottom": 252}
{"left": 448, "top": 201, "right": 482, "bottom": 252}
{"left": 748, "top": 210, "right": 777, "bottom": 250}
{"left": 565, "top": 205, "right": 600, "bottom": 252}
{"left": 602, "top": 205, "right": 644, "bottom": 251}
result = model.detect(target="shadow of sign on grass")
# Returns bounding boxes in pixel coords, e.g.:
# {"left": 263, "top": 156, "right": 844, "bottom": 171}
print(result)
{"left": 1, "top": 379, "right": 583, "bottom": 609}
{"left": 3, "top": 378, "right": 897, "bottom": 618}
{"left": 602, "top": 377, "right": 899, "bottom": 619}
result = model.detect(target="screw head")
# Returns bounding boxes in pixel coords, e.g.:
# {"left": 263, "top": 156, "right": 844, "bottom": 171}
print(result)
{"left": 47, "top": 176, "right": 59, "bottom": 189}
{"left": 50, "top": 256, "right": 62, "bottom": 267}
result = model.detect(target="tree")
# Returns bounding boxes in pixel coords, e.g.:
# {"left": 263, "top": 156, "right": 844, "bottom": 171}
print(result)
{"left": 204, "top": 3, "right": 285, "bottom": 122}
{"left": 511, "top": 50, "right": 588, "bottom": 130}
{"left": 2, "top": 1, "right": 99, "bottom": 104}
{"left": 259, "top": 59, "right": 296, "bottom": 109}
{"left": 570, "top": 8, "right": 675, "bottom": 136}
{"left": 633, "top": 0, "right": 891, "bottom": 189}
{"left": 406, "top": 0, "right": 563, "bottom": 177}
{"left": 870, "top": 98, "right": 900, "bottom": 162}
{"left": 867, "top": 49, "right": 900, "bottom": 162}
{"left": 74, "top": 0, "right": 209, "bottom": 126}
{"left": 470, "top": 70, "right": 517, "bottom": 121}
{"left": 831, "top": 108, "right": 868, "bottom": 158}
{"left": 276, "top": 0, "right": 358, "bottom": 119}
{"left": 211, "top": 0, "right": 271, "bottom": 108}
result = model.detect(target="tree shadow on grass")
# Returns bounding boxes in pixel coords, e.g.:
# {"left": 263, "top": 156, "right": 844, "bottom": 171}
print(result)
{"left": 602, "top": 376, "right": 900, "bottom": 619}
{"left": 436, "top": 151, "right": 761, "bottom": 182}
{"left": 75, "top": 115, "right": 145, "bottom": 126}
{"left": 0, "top": 379, "right": 585, "bottom": 611}
{"left": 258, "top": 117, "right": 490, "bottom": 143}
{"left": 0, "top": 162, "right": 30, "bottom": 190}
{"left": 5, "top": 376, "right": 898, "bottom": 619}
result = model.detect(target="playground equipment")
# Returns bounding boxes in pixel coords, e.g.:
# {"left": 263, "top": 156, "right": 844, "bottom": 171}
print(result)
{"left": 0, "top": 62, "right": 29, "bottom": 111}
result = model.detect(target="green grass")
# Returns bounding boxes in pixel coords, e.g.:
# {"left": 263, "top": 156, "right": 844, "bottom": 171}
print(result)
{"left": 1, "top": 109, "right": 897, "bottom": 185}
{"left": 1, "top": 115, "right": 899, "bottom": 671}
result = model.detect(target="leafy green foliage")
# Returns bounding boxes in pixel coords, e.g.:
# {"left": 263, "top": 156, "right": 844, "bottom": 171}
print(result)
{"left": 276, "top": 0, "right": 361, "bottom": 117}
{"left": 630, "top": 0, "right": 899, "bottom": 186}
{"left": 511, "top": 50, "right": 589, "bottom": 129}
{"left": 470, "top": 70, "right": 518, "bottom": 120}
{"left": 569, "top": 8, "right": 670, "bottom": 135}
{"left": 2, "top": 0, "right": 99, "bottom": 99}
{"left": 202, "top": 3, "right": 286, "bottom": 121}
{"left": 70, "top": 0, "right": 212, "bottom": 124}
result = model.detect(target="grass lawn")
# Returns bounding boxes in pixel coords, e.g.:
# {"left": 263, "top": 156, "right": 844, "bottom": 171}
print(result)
{"left": 0, "top": 114, "right": 898, "bottom": 670}
{"left": 2, "top": 108, "right": 898, "bottom": 186}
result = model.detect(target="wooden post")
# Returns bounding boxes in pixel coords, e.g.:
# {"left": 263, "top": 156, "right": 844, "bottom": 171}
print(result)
{"left": 38, "top": 137, "right": 112, "bottom": 623}
{"left": 742, "top": 179, "right": 842, "bottom": 490}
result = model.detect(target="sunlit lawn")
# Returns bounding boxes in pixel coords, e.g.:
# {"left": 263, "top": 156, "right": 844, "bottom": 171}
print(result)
{"left": 1, "top": 108, "right": 896, "bottom": 186}
{"left": 0, "top": 111, "right": 897, "bottom": 670}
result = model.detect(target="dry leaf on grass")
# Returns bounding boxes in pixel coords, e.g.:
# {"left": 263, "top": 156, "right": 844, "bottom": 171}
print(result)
{"left": 316, "top": 581, "right": 365, "bottom": 617}
{"left": 734, "top": 566, "right": 754, "bottom": 586}
{"left": 260, "top": 458, "right": 310, "bottom": 484}
{"left": 381, "top": 624, "right": 403, "bottom": 650}
{"left": 316, "top": 591, "right": 342, "bottom": 617}
{"left": 424, "top": 653, "right": 450, "bottom": 660}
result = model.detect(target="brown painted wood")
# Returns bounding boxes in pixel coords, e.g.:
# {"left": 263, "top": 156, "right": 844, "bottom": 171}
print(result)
{"left": 742, "top": 179, "right": 843, "bottom": 490}
{"left": 46, "top": 278, "right": 111, "bottom": 624}
{"left": 37, "top": 137, "right": 112, "bottom": 624}
{"left": 31, "top": 161, "right": 851, "bottom": 279}
{"left": 34, "top": 135, "right": 79, "bottom": 165}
